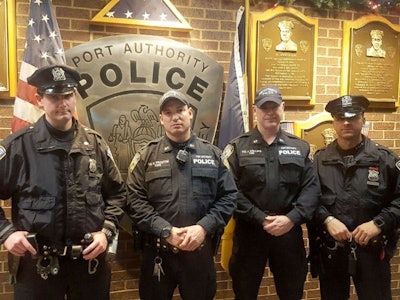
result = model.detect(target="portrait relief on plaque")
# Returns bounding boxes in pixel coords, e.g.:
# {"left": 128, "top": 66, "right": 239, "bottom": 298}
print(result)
{"left": 366, "top": 29, "right": 386, "bottom": 58}
{"left": 341, "top": 15, "right": 400, "bottom": 107}
{"left": 248, "top": 6, "right": 318, "bottom": 106}
{"left": 276, "top": 20, "right": 298, "bottom": 52}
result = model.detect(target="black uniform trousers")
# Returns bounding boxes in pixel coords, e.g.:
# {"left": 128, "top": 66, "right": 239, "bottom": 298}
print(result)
{"left": 139, "top": 241, "right": 216, "bottom": 300}
{"left": 229, "top": 219, "right": 307, "bottom": 300}
{"left": 14, "top": 253, "right": 110, "bottom": 300}
{"left": 319, "top": 244, "right": 392, "bottom": 300}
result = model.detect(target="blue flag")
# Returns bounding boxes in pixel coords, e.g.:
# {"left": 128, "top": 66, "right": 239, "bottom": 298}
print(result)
{"left": 217, "top": 6, "right": 248, "bottom": 149}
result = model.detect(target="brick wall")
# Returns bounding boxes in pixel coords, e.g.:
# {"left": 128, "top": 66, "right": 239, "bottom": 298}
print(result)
{"left": 0, "top": 0, "right": 400, "bottom": 299}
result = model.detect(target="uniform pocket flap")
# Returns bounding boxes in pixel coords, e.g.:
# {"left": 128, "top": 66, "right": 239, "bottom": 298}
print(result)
{"left": 145, "top": 168, "right": 172, "bottom": 182}
{"left": 18, "top": 196, "right": 56, "bottom": 210}
{"left": 192, "top": 167, "right": 218, "bottom": 179}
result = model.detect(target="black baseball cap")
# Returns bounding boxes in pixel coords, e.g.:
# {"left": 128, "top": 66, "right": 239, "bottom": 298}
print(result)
{"left": 159, "top": 90, "right": 190, "bottom": 112}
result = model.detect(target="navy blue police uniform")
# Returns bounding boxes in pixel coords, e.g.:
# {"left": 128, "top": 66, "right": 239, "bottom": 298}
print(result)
{"left": 126, "top": 91, "right": 237, "bottom": 300}
{"left": 225, "top": 86, "right": 320, "bottom": 300}
{"left": 0, "top": 65, "right": 126, "bottom": 300}
{"left": 310, "top": 95, "right": 400, "bottom": 300}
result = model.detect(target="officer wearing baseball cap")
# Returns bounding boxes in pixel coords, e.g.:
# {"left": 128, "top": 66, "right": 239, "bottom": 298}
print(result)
{"left": 159, "top": 90, "right": 190, "bottom": 112}
{"left": 325, "top": 95, "right": 369, "bottom": 119}
{"left": 0, "top": 64, "right": 126, "bottom": 299}
{"left": 225, "top": 84, "right": 319, "bottom": 299}
{"left": 126, "top": 89, "right": 237, "bottom": 300}
{"left": 27, "top": 64, "right": 81, "bottom": 95}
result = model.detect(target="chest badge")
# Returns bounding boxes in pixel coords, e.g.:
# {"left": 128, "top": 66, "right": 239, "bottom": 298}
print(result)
{"left": 89, "top": 159, "right": 97, "bottom": 173}
{"left": 367, "top": 167, "right": 379, "bottom": 186}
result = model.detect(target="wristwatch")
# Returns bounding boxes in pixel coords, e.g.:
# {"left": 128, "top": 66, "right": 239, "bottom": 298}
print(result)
{"left": 101, "top": 227, "right": 114, "bottom": 243}
{"left": 373, "top": 218, "right": 385, "bottom": 229}
{"left": 161, "top": 226, "right": 172, "bottom": 238}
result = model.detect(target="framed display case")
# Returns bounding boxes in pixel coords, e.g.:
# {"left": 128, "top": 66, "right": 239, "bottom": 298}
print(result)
{"left": 0, "top": 0, "right": 16, "bottom": 99}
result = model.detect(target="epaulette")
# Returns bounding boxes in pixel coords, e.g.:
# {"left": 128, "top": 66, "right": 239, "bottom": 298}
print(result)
{"left": 229, "top": 131, "right": 250, "bottom": 143}
{"left": 140, "top": 137, "right": 163, "bottom": 151}
{"left": 1, "top": 125, "right": 34, "bottom": 145}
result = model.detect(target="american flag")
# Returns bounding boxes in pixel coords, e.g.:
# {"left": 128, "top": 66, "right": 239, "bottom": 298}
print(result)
{"left": 104, "top": 0, "right": 177, "bottom": 21}
{"left": 12, "top": 0, "right": 65, "bottom": 132}
{"left": 92, "top": 0, "right": 191, "bottom": 30}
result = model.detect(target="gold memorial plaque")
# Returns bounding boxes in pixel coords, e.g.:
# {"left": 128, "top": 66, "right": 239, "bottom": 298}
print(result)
{"left": 248, "top": 6, "right": 318, "bottom": 106}
{"left": 341, "top": 15, "right": 400, "bottom": 107}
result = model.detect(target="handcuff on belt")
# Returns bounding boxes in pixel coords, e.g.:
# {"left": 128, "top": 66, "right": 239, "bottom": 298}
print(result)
{"left": 27, "top": 233, "right": 98, "bottom": 280}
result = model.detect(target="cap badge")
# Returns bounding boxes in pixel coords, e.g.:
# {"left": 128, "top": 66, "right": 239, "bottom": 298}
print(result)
{"left": 52, "top": 67, "right": 67, "bottom": 82}
{"left": 341, "top": 95, "right": 352, "bottom": 108}
{"left": 259, "top": 88, "right": 277, "bottom": 96}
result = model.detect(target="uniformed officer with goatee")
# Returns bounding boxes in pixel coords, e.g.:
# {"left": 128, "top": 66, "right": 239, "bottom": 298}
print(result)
{"left": 224, "top": 85, "right": 320, "bottom": 300}
{"left": 126, "top": 90, "right": 237, "bottom": 300}
{"left": 309, "top": 95, "right": 400, "bottom": 300}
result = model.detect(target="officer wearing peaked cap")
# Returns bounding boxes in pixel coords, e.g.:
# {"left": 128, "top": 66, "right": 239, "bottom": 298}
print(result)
{"left": 0, "top": 64, "right": 126, "bottom": 299}
{"left": 27, "top": 64, "right": 81, "bottom": 95}
{"left": 325, "top": 95, "right": 369, "bottom": 119}
{"left": 309, "top": 94, "right": 400, "bottom": 300}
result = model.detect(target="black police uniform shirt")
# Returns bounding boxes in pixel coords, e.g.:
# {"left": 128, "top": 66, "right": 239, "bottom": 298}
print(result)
{"left": 313, "top": 137, "right": 400, "bottom": 235}
{"left": 225, "top": 127, "right": 320, "bottom": 226}
{"left": 126, "top": 134, "right": 237, "bottom": 237}
{"left": 0, "top": 116, "right": 126, "bottom": 246}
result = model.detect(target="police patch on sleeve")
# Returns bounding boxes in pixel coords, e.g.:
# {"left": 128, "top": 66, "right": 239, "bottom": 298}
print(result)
{"left": 0, "top": 145, "right": 6, "bottom": 160}
{"left": 221, "top": 144, "right": 234, "bottom": 170}
{"left": 396, "top": 160, "right": 400, "bottom": 172}
{"left": 128, "top": 152, "right": 141, "bottom": 173}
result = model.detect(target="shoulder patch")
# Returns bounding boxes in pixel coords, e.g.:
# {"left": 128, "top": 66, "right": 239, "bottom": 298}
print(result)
{"left": 222, "top": 144, "right": 234, "bottom": 161}
{"left": 396, "top": 160, "right": 400, "bottom": 171}
{"left": 106, "top": 147, "right": 114, "bottom": 160}
{"left": 128, "top": 152, "right": 141, "bottom": 173}
{"left": 221, "top": 144, "right": 234, "bottom": 170}
{"left": 0, "top": 145, "right": 6, "bottom": 160}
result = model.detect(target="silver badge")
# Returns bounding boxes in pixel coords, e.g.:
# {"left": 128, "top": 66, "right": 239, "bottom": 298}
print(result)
{"left": 52, "top": 67, "right": 67, "bottom": 82}
{"left": 89, "top": 159, "right": 97, "bottom": 173}
{"left": 367, "top": 167, "right": 379, "bottom": 186}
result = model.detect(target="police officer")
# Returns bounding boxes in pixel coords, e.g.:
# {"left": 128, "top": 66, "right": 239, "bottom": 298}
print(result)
{"left": 126, "top": 90, "right": 237, "bottom": 300}
{"left": 309, "top": 95, "right": 400, "bottom": 300}
{"left": 225, "top": 85, "right": 320, "bottom": 300}
{"left": 0, "top": 65, "right": 126, "bottom": 300}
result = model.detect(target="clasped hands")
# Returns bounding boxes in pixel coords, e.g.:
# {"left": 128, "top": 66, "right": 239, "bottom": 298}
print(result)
{"left": 165, "top": 224, "right": 206, "bottom": 252}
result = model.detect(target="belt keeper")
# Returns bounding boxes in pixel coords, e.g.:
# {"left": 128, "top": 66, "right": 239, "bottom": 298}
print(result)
{"left": 71, "top": 245, "right": 83, "bottom": 260}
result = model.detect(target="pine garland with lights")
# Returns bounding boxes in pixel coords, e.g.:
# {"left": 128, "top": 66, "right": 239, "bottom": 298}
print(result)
{"left": 269, "top": 0, "right": 400, "bottom": 13}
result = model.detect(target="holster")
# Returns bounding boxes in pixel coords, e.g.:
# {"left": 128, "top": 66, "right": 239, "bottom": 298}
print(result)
{"left": 306, "top": 223, "right": 326, "bottom": 278}
{"left": 211, "top": 227, "right": 224, "bottom": 257}
{"left": 8, "top": 252, "right": 20, "bottom": 284}
{"left": 132, "top": 224, "right": 146, "bottom": 252}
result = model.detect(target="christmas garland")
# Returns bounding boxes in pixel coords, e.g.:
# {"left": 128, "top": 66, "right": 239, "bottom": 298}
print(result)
{"left": 268, "top": 0, "right": 400, "bottom": 13}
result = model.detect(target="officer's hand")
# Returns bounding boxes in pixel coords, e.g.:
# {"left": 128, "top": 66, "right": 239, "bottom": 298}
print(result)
{"left": 4, "top": 231, "right": 37, "bottom": 256}
{"left": 352, "top": 220, "right": 381, "bottom": 246}
{"left": 178, "top": 225, "right": 206, "bottom": 251}
{"left": 263, "top": 215, "right": 294, "bottom": 236}
{"left": 82, "top": 231, "right": 108, "bottom": 260}
{"left": 166, "top": 227, "right": 186, "bottom": 248}
{"left": 325, "top": 218, "right": 351, "bottom": 242}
